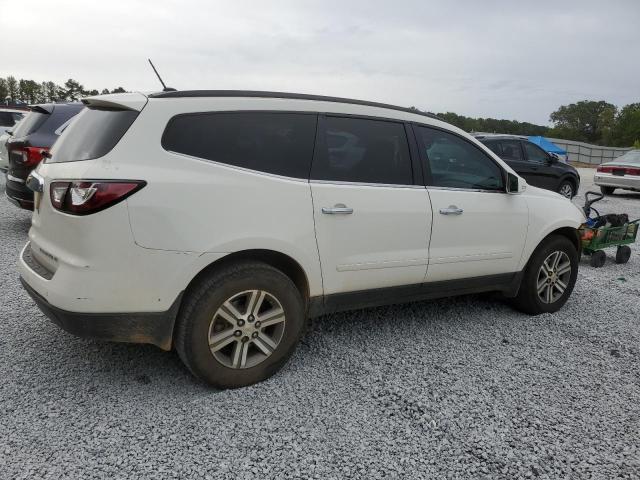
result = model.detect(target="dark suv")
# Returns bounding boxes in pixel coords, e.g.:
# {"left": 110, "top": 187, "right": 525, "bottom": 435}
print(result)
{"left": 5, "top": 103, "right": 83, "bottom": 209}
{"left": 475, "top": 134, "right": 580, "bottom": 198}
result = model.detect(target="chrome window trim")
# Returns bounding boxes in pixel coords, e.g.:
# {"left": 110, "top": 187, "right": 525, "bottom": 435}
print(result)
{"left": 426, "top": 185, "right": 507, "bottom": 194}
{"left": 310, "top": 179, "right": 424, "bottom": 189}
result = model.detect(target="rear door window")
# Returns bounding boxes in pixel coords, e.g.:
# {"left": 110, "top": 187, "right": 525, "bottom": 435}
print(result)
{"left": 162, "top": 112, "right": 317, "bottom": 179}
{"left": 497, "top": 140, "right": 524, "bottom": 161}
{"left": 50, "top": 108, "right": 138, "bottom": 163}
{"left": 311, "top": 116, "right": 413, "bottom": 185}
{"left": 483, "top": 140, "right": 502, "bottom": 156}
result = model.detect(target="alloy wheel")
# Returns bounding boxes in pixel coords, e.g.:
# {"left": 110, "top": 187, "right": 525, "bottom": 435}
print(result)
{"left": 559, "top": 183, "right": 573, "bottom": 198}
{"left": 208, "top": 290, "right": 286, "bottom": 369}
{"left": 536, "top": 251, "right": 572, "bottom": 304}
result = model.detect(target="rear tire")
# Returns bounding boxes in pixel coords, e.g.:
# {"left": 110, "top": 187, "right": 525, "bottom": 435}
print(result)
{"left": 590, "top": 250, "right": 607, "bottom": 268}
{"left": 511, "top": 235, "right": 578, "bottom": 315}
{"left": 600, "top": 186, "right": 615, "bottom": 195}
{"left": 175, "top": 261, "right": 306, "bottom": 389}
{"left": 558, "top": 180, "right": 575, "bottom": 198}
{"left": 615, "top": 246, "right": 631, "bottom": 264}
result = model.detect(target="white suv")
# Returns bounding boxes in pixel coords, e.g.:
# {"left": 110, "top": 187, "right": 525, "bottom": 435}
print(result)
{"left": 20, "top": 91, "right": 585, "bottom": 388}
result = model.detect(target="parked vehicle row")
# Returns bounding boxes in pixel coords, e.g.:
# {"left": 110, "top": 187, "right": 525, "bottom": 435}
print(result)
{"left": 4, "top": 103, "right": 83, "bottom": 208}
{"left": 0, "top": 107, "right": 26, "bottom": 173}
{"left": 18, "top": 90, "right": 585, "bottom": 388}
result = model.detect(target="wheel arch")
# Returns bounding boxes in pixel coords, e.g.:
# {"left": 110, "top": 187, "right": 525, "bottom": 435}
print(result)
{"left": 525, "top": 226, "right": 582, "bottom": 270}
{"left": 509, "top": 226, "right": 581, "bottom": 300}
{"left": 183, "top": 249, "right": 311, "bottom": 306}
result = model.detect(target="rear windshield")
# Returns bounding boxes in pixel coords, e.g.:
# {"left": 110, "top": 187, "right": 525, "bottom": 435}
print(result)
{"left": 50, "top": 108, "right": 139, "bottom": 163}
{"left": 11, "top": 111, "right": 47, "bottom": 137}
{"left": 618, "top": 150, "right": 640, "bottom": 164}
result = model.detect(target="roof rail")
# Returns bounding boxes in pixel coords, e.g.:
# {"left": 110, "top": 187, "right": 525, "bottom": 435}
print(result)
{"left": 148, "top": 90, "right": 439, "bottom": 120}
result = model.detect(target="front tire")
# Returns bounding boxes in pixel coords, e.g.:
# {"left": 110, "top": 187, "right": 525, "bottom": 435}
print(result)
{"left": 512, "top": 235, "right": 578, "bottom": 315}
{"left": 175, "top": 261, "right": 306, "bottom": 389}
{"left": 600, "top": 186, "right": 615, "bottom": 195}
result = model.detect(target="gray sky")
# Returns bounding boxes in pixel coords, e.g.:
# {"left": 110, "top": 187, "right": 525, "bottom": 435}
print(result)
{"left": 2, "top": 0, "right": 638, "bottom": 124}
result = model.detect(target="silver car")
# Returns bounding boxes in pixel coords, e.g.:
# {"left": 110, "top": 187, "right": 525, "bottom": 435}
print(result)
{"left": 594, "top": 150, "right": 640, "bottom": 195}
{"left": 0, "top": 110, "right": 25, "bottom": 173}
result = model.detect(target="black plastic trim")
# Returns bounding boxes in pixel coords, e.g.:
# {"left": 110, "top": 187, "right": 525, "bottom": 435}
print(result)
{"left": 404, "top": 122, "right": 424, "bottom": 187}
{"left": 149, "top": 90, "right": 440, "bottom": 121}
{"left": 308, "top": 272, "right": 523, "bottom": 317}
{"left": 21, "top": 277, "right": 182, "bottom": 351}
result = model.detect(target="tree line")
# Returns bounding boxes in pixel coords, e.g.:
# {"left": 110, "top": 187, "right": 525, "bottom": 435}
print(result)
{"left": 0, "top": 76, "right": 126, "bottom": 104}
{"left": 2, "top": 75, "right": 638, "bottom": 147}
{"left": 419, "top": 100, "right": 640, "bottom": 148}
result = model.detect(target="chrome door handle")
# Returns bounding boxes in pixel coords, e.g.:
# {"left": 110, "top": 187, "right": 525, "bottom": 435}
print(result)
{"left": 439, "top": 205, "right": 463, "bottom": 215}
{"left": 322, "top": 204, "right": 353, "bottom": 215}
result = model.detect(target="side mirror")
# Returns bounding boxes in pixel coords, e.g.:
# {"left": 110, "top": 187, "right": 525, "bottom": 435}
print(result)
{"left": 506, "top": 172, "right": 526, "bottom": 194}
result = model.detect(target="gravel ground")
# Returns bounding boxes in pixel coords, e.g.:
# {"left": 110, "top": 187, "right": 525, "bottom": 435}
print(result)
{"left": 1, "top": 170, "right": 640, "bottom": 479}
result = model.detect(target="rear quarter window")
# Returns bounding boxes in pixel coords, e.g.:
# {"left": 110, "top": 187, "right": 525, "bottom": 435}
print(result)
{"left": 50, "top": 108, "right": 139, "bottom": 163}
{"left": 162, "top": 112, "right": 318, "bottom": 179}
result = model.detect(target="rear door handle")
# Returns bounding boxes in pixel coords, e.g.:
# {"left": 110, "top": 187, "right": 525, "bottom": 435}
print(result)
{"left": 322, "top": 204, "right": 353, "bottom": 215}
{"left": 439, "top": 205, "right": 463, "bottom": 215}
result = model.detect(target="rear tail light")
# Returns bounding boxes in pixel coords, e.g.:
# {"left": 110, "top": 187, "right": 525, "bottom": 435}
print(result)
{"left": 49, "top": 180, "right": 146, "bottom": 215}
{"left": 15, "top": 147, "right": 50, "bottom": 167}
{"left": 597, "top": 165, "right": 640, "bottom": 175}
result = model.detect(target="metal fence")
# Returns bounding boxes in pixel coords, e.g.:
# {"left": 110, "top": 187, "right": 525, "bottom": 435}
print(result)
{"left": 546, "top": 138, "right": 632, "bottom": 165}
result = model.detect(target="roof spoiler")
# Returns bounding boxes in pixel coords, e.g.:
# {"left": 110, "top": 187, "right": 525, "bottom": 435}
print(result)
{"left": 29, "top": 105, "right": 53, "bottom": 114}
{"left": 81, "top": 92, "right": 148, "bottom": 112}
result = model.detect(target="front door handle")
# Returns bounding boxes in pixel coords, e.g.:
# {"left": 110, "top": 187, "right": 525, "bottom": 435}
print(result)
{"left": 439, "top": 205, "right": 463, "bottom": 215}
{"left": 322, "top": 204, "right": 354, "bottom": 215}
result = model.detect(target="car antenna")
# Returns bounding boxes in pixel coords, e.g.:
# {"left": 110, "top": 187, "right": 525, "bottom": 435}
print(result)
{"left": 148, "top": 58, "right": 176, "bottom": 92}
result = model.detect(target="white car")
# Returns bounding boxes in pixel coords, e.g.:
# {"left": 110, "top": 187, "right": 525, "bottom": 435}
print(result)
{"left": 20, "top": 91, "right": 585, "bottom": 388}
{"left": 0, "top": 108, "right": 25, "bottom": 172}
{"left": 594, "top": 149, "right": 640, "bottom": 195}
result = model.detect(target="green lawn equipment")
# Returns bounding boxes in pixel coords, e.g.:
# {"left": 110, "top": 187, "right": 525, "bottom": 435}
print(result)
{"left": 579, "top": 191, "right": 638, "bottom": 268}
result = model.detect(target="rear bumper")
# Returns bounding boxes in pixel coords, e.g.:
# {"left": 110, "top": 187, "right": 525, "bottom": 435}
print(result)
{"left": 21, "top": 277, "right": 182, "bottom": 351}
{"left": 5, "top": 177, "right": 34, "bottom": 209}
{"left": 594, "top": 173, "right": 640, "bottom": 191}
